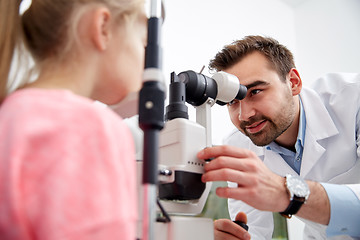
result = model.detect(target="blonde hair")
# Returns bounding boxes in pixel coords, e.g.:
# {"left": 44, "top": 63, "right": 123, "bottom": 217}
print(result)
{"left": 0, "top": 0, "right": 144, "bottom": 103}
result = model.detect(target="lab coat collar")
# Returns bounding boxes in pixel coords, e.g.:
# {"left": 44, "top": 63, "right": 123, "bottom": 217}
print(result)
{"left": 299, "top": 87, "right": 339, "bottom": 177}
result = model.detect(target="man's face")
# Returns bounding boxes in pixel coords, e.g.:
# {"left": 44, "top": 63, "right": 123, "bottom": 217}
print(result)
{"left": 225, "top": 52, "right": 296, "bottom": 146}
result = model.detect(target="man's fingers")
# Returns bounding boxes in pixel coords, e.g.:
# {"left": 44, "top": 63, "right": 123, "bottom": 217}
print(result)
{"left": 202, "top": 168, "right": 257, "bottom": 187}
{"left": 234, "top": 212, "right": 249, "bottom": 231}
{"left": 214, "top": 219, "right": 250, "bottom": 240}
{"left": 214, "top": 230, "right": 240, "bottom": 240}
{"left": 203, "top": 156, "right": 258, "bottom": 172}
{"left": 235, "top": 211, "right": 248, "bottom": 224}
{"left": 198, "top": 145, "right": 254, "bottom": 160}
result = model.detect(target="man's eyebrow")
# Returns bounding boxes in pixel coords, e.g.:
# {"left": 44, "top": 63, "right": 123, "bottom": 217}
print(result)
{"left": 244, "top": 80, "right": 270, "bottom": 89}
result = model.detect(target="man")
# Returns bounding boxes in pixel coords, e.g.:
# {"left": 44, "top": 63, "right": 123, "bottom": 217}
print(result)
{"left": 197, "top": 35, "right": 360, "bottom": 239}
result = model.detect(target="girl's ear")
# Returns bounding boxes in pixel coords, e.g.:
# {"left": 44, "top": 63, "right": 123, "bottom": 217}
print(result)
{"left": 288, "top": 68, "right": 302, "bottom": 96}
{"left": 90, "top": 7, "right": 112, "bottom": 51}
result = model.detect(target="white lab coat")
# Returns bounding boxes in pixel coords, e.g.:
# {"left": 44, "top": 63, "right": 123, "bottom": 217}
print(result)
{"left": 224, "top": 73, "right": 360, "bottom": 240}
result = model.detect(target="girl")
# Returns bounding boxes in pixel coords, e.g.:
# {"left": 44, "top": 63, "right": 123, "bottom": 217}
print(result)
{"left": 0, "top": 0, "right": 147, "bottom": 239}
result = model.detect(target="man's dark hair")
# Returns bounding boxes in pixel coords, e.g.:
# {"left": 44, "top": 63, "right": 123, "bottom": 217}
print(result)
{"left": 209, "top": 35, "right": 296, "bottom": 81}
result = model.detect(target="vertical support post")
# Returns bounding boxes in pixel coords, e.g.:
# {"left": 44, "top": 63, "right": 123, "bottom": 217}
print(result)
{"left": 138, "top": 1, "right": 164, "bottom": 240}
{"left": 196, "top": 99, "right": 215, "bottom": 148}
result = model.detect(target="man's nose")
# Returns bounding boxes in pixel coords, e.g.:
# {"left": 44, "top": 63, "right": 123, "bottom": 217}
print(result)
{"left": 238, "top": 101, "right": 255, "bottom": 121}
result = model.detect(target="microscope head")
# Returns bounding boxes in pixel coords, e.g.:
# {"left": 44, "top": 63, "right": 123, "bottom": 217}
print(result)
{"left": 165, "top": 70, "right": 247, "bottom": 121}
{"left": 176, "top": 70, "right": 247, "bottom": 106}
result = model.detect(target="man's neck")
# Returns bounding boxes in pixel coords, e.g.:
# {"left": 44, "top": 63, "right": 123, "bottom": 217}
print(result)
{"left": 274, "top": 97, "right": 300, "bottom": 151}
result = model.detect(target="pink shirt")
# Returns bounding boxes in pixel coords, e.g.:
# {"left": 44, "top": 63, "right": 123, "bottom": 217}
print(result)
{"left": 0, "top": 89, "right": 137, "bottom": 240}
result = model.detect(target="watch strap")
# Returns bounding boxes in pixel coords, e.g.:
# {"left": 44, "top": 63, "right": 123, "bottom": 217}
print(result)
{"left": 280, "top": 195, "right": 305, "bottom": 218}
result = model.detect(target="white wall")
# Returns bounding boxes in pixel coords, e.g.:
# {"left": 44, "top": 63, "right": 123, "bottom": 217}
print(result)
{"left": 294, "top": 0, "right": 360, "bottom": 85}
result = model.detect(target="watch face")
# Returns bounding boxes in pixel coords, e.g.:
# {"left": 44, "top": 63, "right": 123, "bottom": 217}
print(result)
{"left": 286, "top": 175, "right": 310, "bottom": 198}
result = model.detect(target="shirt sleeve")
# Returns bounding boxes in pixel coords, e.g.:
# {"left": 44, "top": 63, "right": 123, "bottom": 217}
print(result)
{"left": 321, "top": 183, "right": 360, "bottom": 237}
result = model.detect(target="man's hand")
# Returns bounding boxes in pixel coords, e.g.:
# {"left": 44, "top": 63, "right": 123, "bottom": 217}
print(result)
{"left": 214, "top": 212, "right": 250, "bottom": 240}
{"left": 198, "top": 145, "right": 289, "bottom": 212}
{"left": 199, "top": 145, "right": 331, "bottom": 225}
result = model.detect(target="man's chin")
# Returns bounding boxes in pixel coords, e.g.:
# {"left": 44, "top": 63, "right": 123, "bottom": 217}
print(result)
{"left": 246, "top": 132, "right": 273, "bottom": 147}
{"left": 238, "top": 128, "right": 273, "bottom": 146}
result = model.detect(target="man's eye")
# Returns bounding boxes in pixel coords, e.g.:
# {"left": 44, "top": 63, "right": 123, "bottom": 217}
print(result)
{"left": 251, "top": 89, "right": 261, "bottom": 95}
{"left": 227, "top": 99, "right": 239, "bottom": 106}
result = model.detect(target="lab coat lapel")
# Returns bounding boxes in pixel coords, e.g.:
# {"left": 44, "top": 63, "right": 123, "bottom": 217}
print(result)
{"left": 299, "top": 88, "right": 339, "bottom": 178}
{"left": 263, "top": 149, "right": 298, "bottom": 176}
{"left": 300, "top": 133, "right": 325, "bottom": 178}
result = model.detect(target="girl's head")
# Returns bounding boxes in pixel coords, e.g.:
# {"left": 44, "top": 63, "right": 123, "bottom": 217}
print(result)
{"left": 0, "top": 0, "right": 147, "bottom": 104}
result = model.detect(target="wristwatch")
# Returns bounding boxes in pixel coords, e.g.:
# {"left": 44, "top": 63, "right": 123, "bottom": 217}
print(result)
{"left": 280, "top": 174, "right": 310, "bottom": 218}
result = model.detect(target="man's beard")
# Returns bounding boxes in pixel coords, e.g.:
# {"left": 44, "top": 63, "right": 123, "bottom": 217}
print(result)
{"left": 239, "top": 101, "right": 295, "bottom": 146}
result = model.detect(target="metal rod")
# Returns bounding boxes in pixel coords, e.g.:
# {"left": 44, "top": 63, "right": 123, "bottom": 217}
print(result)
{"left": 139, "top": 1, "right": 165, "bottom": 239}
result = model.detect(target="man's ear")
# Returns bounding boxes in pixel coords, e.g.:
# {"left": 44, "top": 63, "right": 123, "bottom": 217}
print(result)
{"left": 90, "top": 7, "right": 112, "bottom": 51}
{"left": 288, "top": 68, "right": 302, "bottom": 96}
